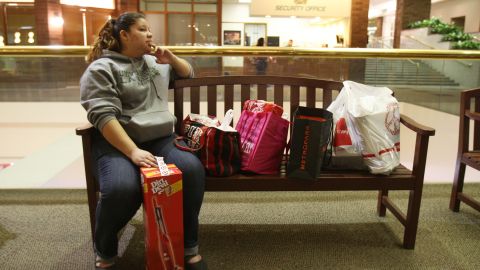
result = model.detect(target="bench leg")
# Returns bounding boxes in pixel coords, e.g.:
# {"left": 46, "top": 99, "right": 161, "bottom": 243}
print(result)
{"left": 86, "top": 189, "right": 99, "bottom": 245}
{"left": 403, "top": 189, "right": 423, "bottom": 249}
{"left": 377, "top": 189, "right": 388, "bottom": 217}
{"left": 449, "top": 161, "right": 466, "bottom": 212}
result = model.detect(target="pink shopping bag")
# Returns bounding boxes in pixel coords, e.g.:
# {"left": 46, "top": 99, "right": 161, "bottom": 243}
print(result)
{"left": 235, "top": 110, "right": 289, "bottom": 174}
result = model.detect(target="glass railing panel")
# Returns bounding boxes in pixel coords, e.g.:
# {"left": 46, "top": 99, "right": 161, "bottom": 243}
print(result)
{"left": 177, "top": 55, "right": 348, "bottom": 106}
{"left": 0, "top": 55, "right": 87, "bottom": 101}
{"left": 422, "top": 59, "right": 462, "bottom": 115}
{"left": 356, "top": 58, "right": 464, "bottom": 115}
{"left": 187, "top": 55, "right": 347, "bottom": 80}
{"left": 0, "top": 47, "right": 479, "bottom": 116}
{"left": 362, "top": 58, "right": 479, "bottom": 115}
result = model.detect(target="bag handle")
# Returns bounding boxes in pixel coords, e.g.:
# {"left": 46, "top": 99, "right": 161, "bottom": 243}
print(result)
{"left": 174, "top": 136, "right": 203, "bottom": 152}
{"left": 322, "top": 120, "right": 334, "bottom": 167}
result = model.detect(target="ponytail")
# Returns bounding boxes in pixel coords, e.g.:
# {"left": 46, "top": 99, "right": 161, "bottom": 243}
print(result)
{"left": 86, "top": 19, "right": 120, "bottom": 63}
{"left": 86, "top": 12, "right": 146, "bottom": 64}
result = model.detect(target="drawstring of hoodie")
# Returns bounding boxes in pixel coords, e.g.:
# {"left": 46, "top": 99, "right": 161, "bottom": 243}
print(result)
{"left": 131, "top": 56, "right": 161, "bottom": 100}
{"left": 130, "top": 57, "right": 147, "bottom": 84}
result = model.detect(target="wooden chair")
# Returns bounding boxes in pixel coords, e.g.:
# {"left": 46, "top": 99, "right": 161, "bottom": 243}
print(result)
{"left": 450, "top": 87, "right": 480, "bottom": 212}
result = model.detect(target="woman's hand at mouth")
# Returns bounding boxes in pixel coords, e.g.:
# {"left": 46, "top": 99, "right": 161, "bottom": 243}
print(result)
{"left": 150, "top": 44, "right": 177, "bottom": 65}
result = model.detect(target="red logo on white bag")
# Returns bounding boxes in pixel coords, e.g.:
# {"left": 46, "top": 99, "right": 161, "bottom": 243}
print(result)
{"left": 385, "top": 103, "right": 400, "bottom": 135}
{"left": 334, "top": 118, "right": 352, "bottom": 147}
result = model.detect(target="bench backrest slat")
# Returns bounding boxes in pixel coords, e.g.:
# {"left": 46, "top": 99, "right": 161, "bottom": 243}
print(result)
{"left": 258, "top": 84, "right": 267, "bottom": 100}
{"left": 225, "top": 84, "right": 234, "bottom": 126}
{"left": 290, "top": 85, "right": 300, "bottom": 122}
{"left": 475, "top": 94, "right": 480, "bottom": 150}
{"left": 191, "top": 86, "right": 200, "bottom": 113}
{"left": 323, "top": 87, "right": 333, "bottom": 109}
{"left": 174, "top": 88, "right": 183, "bottom": 130}
{"left": 207, "top": 85, "right": 216, "bottom": 116}
{"left": 241, "top": 84, "right": 250, "bottom": 106}
{"left": 306, "top": 86, "right": 315, "bottom": 108}
{"left": 274, "top": 84, "right": 283, "bottom": 105}
{"left": 173, "top": 75, "right": 343, "bottom": 133}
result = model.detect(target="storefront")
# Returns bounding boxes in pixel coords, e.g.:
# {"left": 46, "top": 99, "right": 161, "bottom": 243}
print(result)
{"left": 0, "top": 1, "right": 35, "bottom": 46}
{"left": 140, "top": 0, "right": 220, "bottom": 46}
{"left": 3, "top": 0, "right": 437, "bottom": 48}
{"left": 222, "top": 0, "right": 350, "bottom": 48}
{"left": 0, "top": 0, "right": 115, "bottom": 46}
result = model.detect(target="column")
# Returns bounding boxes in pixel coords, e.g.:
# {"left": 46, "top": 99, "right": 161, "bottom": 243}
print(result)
{"left": 348, "top": 0, "right": 370, "bottom": 83}
{"left": 115, "top": 0, "right": 139, "bottom": 15}
{"left": 349, "top": 0, "right": 370, "bottom": 48}
{"left": 393, "top": 0, "right": 431, "bottom": 48}
{"left": 34, "top": 0, "right": 64, "bottom": 45}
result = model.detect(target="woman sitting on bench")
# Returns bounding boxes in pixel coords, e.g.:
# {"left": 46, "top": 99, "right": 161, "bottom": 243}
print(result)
{"left": 80, "top": 12, "right": 207, "bottom": 270}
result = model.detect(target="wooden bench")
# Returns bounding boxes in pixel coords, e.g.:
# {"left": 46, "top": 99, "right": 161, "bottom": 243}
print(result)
{"left": 76, "top": 75, "right": 435, "bottom": 249}
{"left": 450, "top": 87, "right": 480, "bottom": 212}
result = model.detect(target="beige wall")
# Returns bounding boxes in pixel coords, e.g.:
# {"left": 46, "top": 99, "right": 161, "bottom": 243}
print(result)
{"left": 431, "top": 0, "right": 480, "bottom": 33}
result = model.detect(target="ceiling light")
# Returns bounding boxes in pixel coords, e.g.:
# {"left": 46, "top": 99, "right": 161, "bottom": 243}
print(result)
{"left": 51, "top": 16, "right": 65, "bottom": 27}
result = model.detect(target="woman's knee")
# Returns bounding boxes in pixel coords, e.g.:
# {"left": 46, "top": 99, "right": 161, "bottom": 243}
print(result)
{"left": 184, "top": 156, "right": 205, "bottom": 179}
{"left": 168, "top": 152, "right": 205, "bottom": 197}
{"left": 179, "top": 156, "right": 205, "bottom": 185}
{"left": 97, "top": 156, "right": 142, "bottom": 204}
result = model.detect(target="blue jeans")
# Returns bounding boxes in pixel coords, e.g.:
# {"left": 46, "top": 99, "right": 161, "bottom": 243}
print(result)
{"left": 91, "top": 131, "right": 205, "bottom": 260}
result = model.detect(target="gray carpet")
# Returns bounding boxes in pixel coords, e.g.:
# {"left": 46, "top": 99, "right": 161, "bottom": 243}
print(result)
{"left": 0, "top": 184, "right": 479, "bottom": 270}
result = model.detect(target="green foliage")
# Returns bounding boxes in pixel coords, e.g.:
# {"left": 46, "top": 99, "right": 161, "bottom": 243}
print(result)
{"left": 408, "top": 17, "right": 479, "bottom": 50}
{"left": 407, "top": 18, "right": 442, "bottom": 29}
{"left": 408, "top": 17, "right": 459, "bottom": 34}
{"left": 452, "top": 41, "right": 480, "bottom": 50}
{"left": 430, "top": 23, "right": 458, "bottom": 34}
{"left": 441, "top": 32, "right": 473, "bottom": 42}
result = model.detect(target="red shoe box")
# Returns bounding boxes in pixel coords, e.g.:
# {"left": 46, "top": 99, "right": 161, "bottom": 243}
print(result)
{"left": 141, "top": 164, "right": 184, "bottom": 270}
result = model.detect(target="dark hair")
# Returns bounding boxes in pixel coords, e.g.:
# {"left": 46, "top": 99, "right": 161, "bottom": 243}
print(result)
{"left": 256, "top": 37, "right": 265, "bottom": 47}
{"left": 87, "top": 12, "right": 146, "bottom": 63}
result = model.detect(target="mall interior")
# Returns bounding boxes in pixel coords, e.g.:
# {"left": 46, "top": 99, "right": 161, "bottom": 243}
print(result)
{"left": 0, "top": 0, "right": 480, "bottom": 269}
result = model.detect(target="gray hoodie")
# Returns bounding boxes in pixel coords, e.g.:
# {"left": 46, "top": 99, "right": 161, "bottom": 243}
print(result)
{"left": 80, "top": 50, "right": 193, "bottom": 143}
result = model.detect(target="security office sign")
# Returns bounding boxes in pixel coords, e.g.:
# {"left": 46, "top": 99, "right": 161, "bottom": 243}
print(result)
{"left": 250, "top": 0, "right": 351, "bottom": 18}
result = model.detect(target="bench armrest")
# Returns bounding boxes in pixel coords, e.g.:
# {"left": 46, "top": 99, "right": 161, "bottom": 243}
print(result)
{"left": 400, "top": 114, "right": 435, "bottom": 178}
{"left": 400, "top": 114, "right": 435, "bottom": 136}
{"left": 76, "top": 123, "right": 94, "bottom": 136}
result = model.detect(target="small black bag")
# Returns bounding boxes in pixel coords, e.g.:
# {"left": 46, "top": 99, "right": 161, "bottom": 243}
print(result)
{"left": 287, "top": 106, "right": 333, "bottom": 179}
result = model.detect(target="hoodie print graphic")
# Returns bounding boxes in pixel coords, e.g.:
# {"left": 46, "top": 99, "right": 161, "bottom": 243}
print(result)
{"left": 118, "top": 67, "right": 160, "bottom": 85}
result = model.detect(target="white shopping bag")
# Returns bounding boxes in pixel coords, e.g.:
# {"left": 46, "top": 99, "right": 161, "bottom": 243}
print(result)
{"left": 332, "top": 81, "right": 400, "bottom": 175}
{"left": 327, "top": 89, "right": 359, "bottom": 157}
